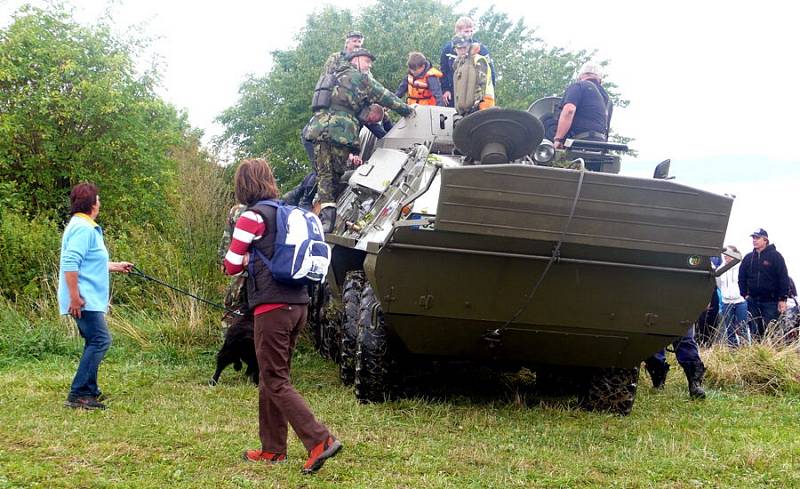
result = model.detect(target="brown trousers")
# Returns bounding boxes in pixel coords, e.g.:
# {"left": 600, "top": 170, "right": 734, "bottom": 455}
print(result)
{"left": 254, "top": 305, "right": 330, "bottom": 453}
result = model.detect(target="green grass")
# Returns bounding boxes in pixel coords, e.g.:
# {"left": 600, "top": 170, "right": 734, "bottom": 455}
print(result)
{"left": 1, "top": 340, "right": 798, "bottom": 489}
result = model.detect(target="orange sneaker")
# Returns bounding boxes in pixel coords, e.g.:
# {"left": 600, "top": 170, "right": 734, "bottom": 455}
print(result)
{"left": 302, "top": 436, "right": 342, "bottom": 474}
{"left": 242, "top": 449, "right": 287, "bottom": 464}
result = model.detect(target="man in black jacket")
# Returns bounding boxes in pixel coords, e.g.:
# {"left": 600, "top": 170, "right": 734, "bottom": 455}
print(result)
{"left": 738, "top": 228, "right": 791, "bottom": 338}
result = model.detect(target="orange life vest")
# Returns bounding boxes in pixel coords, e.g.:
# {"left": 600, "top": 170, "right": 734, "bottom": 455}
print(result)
{"left": 406, "top": 66, "right": 444, "bottom": 106}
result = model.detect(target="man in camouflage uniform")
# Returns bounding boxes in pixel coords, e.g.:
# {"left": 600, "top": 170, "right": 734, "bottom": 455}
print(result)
{"left": 321, "top": 31, "right": 364, "bottom": 77}
{"left": 302, "top": 31, "right": 364, "bottom": 169}
{"left": 304, "top": 48, "right": 414, "bottom": 231}
{"left": 218, "top": 204, "right": 249, "bottom": 330}
{"left": 451, "top": 35, "right": 495, "bottom": 116}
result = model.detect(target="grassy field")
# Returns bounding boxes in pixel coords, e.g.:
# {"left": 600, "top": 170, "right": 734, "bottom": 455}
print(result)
{"left": 1, "top": 338, "right": 799, "bottom": 489}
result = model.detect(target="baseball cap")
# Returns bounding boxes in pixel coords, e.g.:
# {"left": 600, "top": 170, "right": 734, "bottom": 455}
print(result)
{"left": 452, "top": 35, "right": 471, "bottom": 48}
{"left": 750, "top": 228, "right": 768, "bottom": 238}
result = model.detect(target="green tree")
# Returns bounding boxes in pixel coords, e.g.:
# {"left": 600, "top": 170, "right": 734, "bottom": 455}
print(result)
{"left": 215, "top": 6, "right": 357, "bottom": 186}
{"left": 0, "top": 5, "right": 186, "bottom": 228}
{"left": 217, "top": 0, "right": 628, "bottom": 185}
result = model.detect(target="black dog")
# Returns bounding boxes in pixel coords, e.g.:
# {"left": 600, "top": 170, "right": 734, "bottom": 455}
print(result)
{"left": 210, "top": 312, "right": 258, "bottom": 385}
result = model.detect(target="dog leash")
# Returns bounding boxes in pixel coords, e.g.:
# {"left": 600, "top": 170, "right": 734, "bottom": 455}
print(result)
{"left": 129, "top": 266, "right": 244, "bottom": 317}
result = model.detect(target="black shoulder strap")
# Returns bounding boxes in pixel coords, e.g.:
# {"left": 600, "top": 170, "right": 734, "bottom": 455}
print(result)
{"left": 584, "top": 80, "right": 613, "bottom": 133}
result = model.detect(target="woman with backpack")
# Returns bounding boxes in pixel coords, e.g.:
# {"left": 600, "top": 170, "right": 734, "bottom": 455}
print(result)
{"left": 223, "top": 158, "right": 341, "bottom": 474}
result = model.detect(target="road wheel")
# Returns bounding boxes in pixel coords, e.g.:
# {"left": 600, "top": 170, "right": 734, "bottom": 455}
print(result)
{"left": 354, "top": 283, "right": 398, "bottom": 403}
{"left": 338, "top": 270, "right": 364, "bottom": 386}
{"left": 580, "top": 367, "right": 639, "bottom": 416}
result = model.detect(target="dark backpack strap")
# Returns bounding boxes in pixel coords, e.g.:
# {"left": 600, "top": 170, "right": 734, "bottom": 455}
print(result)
{"left": 254, "top": 199, "right": 281, "bottom": 208}
{"left": 585, "top": 80, "right": 613, "bottom": 133}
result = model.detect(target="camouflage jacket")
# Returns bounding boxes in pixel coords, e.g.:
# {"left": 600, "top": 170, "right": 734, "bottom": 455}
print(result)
{"left": 304, "top": 64, "right": 413, "bottom": 148}
{"left": 218, "top": 204, "right": 247, "bottom": 264}
{"left": 219, "top": 204, "right": 248, "bottom": 310}
{"left": 321, "top": 51, "right": 347, "bottom": 77}
{"left": 453, "top": 53, "right": 492, "bottom": 114}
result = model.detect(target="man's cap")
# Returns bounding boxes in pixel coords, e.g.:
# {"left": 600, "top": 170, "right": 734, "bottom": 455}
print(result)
{"left": 750, "top": 228, "right": 769, "bottom": 238}
{"left": 346, "top": 48, "right": 375, "bottom": 61}
{"left": 346, "top": 31, "right": 363, "bottom": 40}
{"left": 452, "top": 35, "right": 471, "bottom": 48}
{"left": 579, "top": 62, "right": 603, "bottom": 78}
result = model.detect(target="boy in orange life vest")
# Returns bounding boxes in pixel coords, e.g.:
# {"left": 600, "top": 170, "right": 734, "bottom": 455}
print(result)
{"left": 395, "top": 52, "right": 444, "bottom": 106}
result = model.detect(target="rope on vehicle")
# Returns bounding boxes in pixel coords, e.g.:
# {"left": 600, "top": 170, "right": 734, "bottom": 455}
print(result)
{"left": 488, "top": 159, "right": 587, "bottom": 339}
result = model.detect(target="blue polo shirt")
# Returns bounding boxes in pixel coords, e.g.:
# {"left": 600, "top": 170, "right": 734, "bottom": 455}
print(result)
{"left": 58, "top": 213, "right": 110, "bottom": 315}
{"left": 561, "top": 79, "right": 610, "bottom": 137}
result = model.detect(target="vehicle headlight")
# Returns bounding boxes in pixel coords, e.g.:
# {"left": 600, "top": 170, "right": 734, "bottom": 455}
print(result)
{"left": 533, "top": 140, "right": 555, "bottom": 164}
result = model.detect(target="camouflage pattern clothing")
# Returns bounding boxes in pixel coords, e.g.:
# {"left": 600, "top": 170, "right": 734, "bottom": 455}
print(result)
{"left": 219, "top": 204, "right": 249, "bottom": 320}
{"left": 453, "top": 53, "right": 494, "bottom": 116}
{"left": 304, "top": 63, "right": 413, "bottom": 204}
{"left": 321, "top": 51, "right": 347, "bottom": 77}
{"left": 312, "top": 142, "right": 352, "bottom": 204}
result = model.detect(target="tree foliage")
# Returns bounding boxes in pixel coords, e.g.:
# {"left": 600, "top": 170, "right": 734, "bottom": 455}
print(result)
{"left": 0, "top": 5, "right": 186, "bottom": 228}
{"left": 216, "top": 0, "right": 629, "bottom": 186}
{"left": 0, "top": 5, "right": 230, "bottom": 313}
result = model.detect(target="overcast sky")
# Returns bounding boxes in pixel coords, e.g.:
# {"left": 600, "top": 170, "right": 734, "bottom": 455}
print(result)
{"left": 2, "top": 0, "right": 798, "bottom": 280}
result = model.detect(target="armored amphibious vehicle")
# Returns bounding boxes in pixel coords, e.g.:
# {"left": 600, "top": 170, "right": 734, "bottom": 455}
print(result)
{"left": 307, "top": 104, "right": 734, "bottom": 415}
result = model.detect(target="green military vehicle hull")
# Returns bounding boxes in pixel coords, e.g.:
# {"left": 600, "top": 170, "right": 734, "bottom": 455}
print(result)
{"left": 309, "top": 106, "right": 733, "bottom": 415}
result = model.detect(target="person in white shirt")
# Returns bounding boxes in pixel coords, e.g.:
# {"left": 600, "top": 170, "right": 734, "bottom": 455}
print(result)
{"left": 716, "top": 245, "right": 750, "bottom": 346}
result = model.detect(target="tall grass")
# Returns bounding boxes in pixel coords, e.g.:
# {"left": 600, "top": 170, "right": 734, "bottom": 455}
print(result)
{"left": 686, "top": 303, "right": 800, "bottom": 394}
{"left": 703, "top": 331, "right": 800, "bottom": 395}
{"left": 0, "top": 296, "right": 76, "bottom": 363}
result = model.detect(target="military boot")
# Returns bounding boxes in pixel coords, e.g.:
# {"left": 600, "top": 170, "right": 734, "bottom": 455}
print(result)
{"left": 319, "top": 204, "right": 337, "bottom": 233}
{"left": 682, "top": 361, "right": 706, "bottom": 399}
{"left": 644, "top": 357, "right": 669, "bottom": 389}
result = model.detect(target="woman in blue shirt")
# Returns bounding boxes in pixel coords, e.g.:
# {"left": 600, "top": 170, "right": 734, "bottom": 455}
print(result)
{"left": 58, "top": 182, "right": 133, "bottom": 410}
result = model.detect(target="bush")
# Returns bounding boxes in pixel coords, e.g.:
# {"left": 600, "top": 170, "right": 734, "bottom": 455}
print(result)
{"left": 0, "top": 5, "right": 186, "bottom": 229}
{"left": 0, "top": 209, "right": 60, "bottom": 301}
{"left": 0, "top": 6, "right": 232, "bottom": 353}
{"left": 106, "top": 137, "right": 230, "bottom": 332}
{"left": 105, "top": 223, "right": 224, "bottom": 335}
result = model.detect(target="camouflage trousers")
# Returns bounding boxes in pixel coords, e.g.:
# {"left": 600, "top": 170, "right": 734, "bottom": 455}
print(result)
{"left": 313, "top": 140, "right": 351, "bottom": 204}
{"left": 221, "top": 275, "right": 249, "bottom": 333}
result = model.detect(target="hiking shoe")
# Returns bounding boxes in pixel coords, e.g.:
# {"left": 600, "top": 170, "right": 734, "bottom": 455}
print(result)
{"left": 242, "top": 449, "right": 287, "bottom": 464}
{"left": 302, "top": 436, "right": 342, "bottom": 474}
{"left": 64, "top": 396, "right": 106, "bottom": 410}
